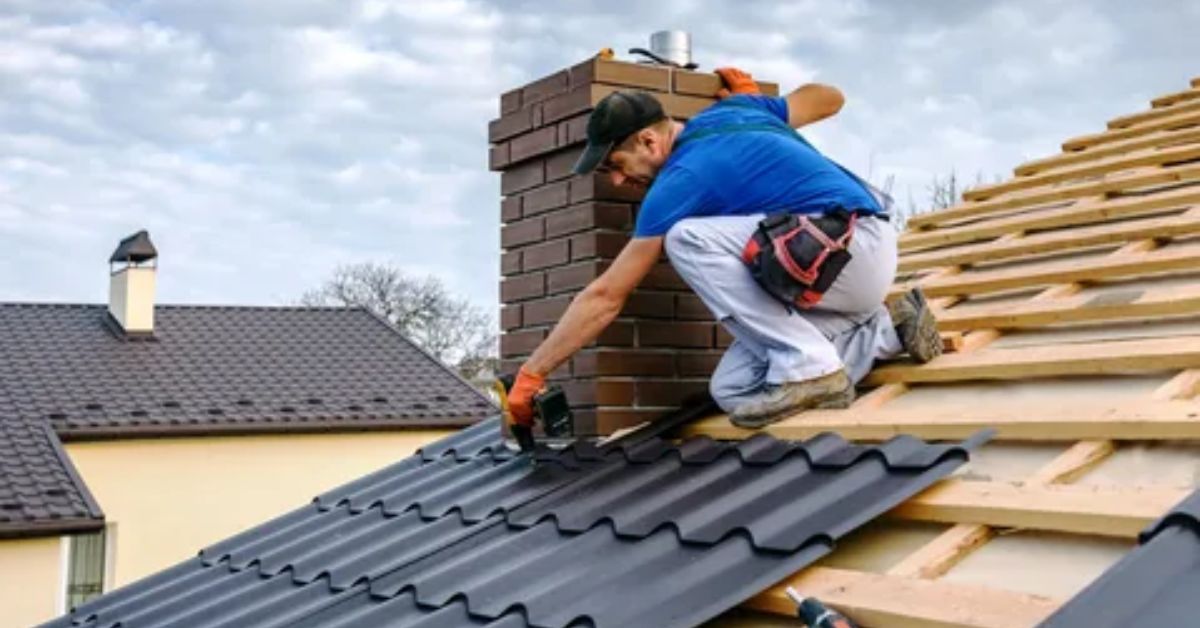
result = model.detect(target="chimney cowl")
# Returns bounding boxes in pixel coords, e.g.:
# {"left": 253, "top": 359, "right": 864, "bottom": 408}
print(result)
{"left": 109, "top": 230, "right": 158, "bottom": 265}
{"left": 649, "top": 30, "right": 692, "bottom": 68}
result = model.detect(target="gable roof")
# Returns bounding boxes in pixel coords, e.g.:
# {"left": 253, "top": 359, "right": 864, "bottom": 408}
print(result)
{"left": 0, "top": 303, "right": 493, "bottom": 538}
{"left": 40, "top": 417, "right": 984, "bottom": 627}
{"left": 1040, "top": 488, "right": 1200, "bottom": 627}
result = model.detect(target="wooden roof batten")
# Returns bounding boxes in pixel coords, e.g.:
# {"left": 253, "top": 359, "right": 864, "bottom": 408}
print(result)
{"left": 691, "top": 76, "right": 1200, "bottom": 627}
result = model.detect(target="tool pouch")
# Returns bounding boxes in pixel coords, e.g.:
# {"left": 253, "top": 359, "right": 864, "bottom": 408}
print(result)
{"left": 741, "top": 210, "right": 857, "bottom": 310}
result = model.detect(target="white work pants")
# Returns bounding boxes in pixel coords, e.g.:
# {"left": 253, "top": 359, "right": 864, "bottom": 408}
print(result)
{"left": 664, "top": 213, "right": 902, "bottom": 413}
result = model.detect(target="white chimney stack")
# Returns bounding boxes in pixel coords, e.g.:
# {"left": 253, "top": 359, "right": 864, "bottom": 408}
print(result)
{"left": 108, "top": 230, "right": 158, "bottom": 336}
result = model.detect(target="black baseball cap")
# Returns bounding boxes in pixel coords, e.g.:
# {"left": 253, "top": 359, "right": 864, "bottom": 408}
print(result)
{"left": 572, "top": 90, "right": 666, "bottom": 175}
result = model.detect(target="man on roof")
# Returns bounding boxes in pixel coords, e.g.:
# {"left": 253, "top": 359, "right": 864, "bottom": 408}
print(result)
{"left": 507, "top": 68, "right": 941, "bottom": 430}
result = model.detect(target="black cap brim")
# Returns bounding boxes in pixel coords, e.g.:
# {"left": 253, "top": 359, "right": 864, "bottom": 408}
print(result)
{"left": 572, "top": 139, "right": 615, "bottom": 175}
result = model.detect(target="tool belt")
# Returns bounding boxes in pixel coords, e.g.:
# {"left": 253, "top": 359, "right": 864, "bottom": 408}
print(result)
{"left": 741, "top": 210, "right": 858, "bottom": 310}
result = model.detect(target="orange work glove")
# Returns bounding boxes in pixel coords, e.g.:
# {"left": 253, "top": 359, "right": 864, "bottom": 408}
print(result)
{"left": 507, "top": 366, "right": 546, "bottom": 427}
{"left": 715, "top": 67, "right": 760, "bottom": 99}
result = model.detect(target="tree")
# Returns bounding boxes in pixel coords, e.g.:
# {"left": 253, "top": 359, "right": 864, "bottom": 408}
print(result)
{"left": 301, "top": 262, "right": 498, "bottom": 384}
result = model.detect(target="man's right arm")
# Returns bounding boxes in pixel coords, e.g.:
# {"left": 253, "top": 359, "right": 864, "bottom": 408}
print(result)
{"left": 785, "top": 83, "right": 845, "bottom": 128}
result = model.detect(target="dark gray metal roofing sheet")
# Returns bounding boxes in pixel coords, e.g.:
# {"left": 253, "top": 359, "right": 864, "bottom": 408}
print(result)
{"left": 44, "top": 419, "right": 983, "bottom": 628}
{"left": 0, "top": 302, "right": 492, "bottom": 537}
{"left": 1038, "top": 487, "right": 1200, "bottom": 628}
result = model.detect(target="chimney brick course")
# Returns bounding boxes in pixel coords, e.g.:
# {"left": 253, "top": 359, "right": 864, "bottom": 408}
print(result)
{"left": 493, "top": 56, "right": 778, "bottom": 435}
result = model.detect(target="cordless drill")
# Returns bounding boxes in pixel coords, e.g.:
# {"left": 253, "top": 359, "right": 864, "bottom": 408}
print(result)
{"left": 494, "top": 374, "right": 573, "bottom": 454}
{"left": 786, "top": 587, "right": 857, "bottom": 628}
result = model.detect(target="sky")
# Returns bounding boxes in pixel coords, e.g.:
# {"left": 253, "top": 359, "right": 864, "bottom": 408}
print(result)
{"left": 1, "top": 0, "right": 1197, "bottom": 315}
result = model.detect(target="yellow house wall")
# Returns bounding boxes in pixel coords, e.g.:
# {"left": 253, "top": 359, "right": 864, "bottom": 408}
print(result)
{"left": 64, "top": 429, "right": 450, "bottom": 588}
{"left": 0, "top": 536, "right": 62, "bottom": 627}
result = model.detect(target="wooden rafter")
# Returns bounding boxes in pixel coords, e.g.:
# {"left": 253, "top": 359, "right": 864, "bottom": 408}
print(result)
{"left": 1014, "top": 125, "right": 1200, "bottom": 176}
{"left": 1107, "top": 97, "right": 1200, "bottom": 130}
{"left": 1152, "top": 87, "right": 1200, "bottom": 109}
{"left": 934, "top": 284, "right": 1200, "bottom": 332}
{"left": 1062, "top": 108, "right": 1200, "bottom": 152}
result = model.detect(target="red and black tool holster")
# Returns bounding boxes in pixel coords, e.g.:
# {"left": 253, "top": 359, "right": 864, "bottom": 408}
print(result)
{"left": 741, "top": 210, "right": 858, "bottom": 311}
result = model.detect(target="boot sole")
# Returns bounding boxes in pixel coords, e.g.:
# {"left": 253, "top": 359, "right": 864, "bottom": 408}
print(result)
{"left": 729, "top": 387, "right": 855, "bottom": 429}
{"left": 904, "top": 289, "right": 944, "bottom": 364}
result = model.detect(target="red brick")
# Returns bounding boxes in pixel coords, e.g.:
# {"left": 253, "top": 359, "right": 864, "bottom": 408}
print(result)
{"left": 639, "top": 321, "right": 714, "bottom": 348}
{"left": 501, "top": 250, "right": 522, "bottom": 276}
{"left": 561, "top": 379, "right": 637, "bottom": 407}
{"left": 501, "top": 328, "right": 547, "bottom": 358}
{"left": 520, "top": 180, "right": 570, "bottom": 216}
{"left": 675, "top": 294, "right": 713, "bottom": 321}
{"left": 569, "top": 172, "right": 645, "bottom": 204}
{"left": 636, "top": 379, "right": 709, "bottom": 407}
{"left": 572, "top": 350, "right": 675, "bottom": 377}
{"left": 545, "top": 202, "right": 632, "bottom": 238}
{"left": 547, "top": 260, "right": 608, "bottom": 294}
{"left": 530, "top": 102, "right": 544, "bottom": 127}
{"left": 715, "top": 326, "right": 735, "bottom": 348}
{"left": 500, "top": 305, "right": 522, "bottom": 331}
{"left": 498, "top": 357, "right": 522, "bottom": 378}
{"left": 621, "top": 291, "right": 674, "bottom": 319}
{"left": 522, "top": 70, "right": 569, "bottom": 105}
{"left": 591, "top": 321, "right": 636, "bottom": 347}
{"left": 500, "top": 217, "right": 544, "bottom": 248}
{"left": 593, "top": 59, "right": 672, "bottom": 91}
{"left": 567, "top": 58, "right": 596, "bottom": 87}
{"left": 570, "top": 231, "right": 629, "bottom": 261}
{"left": 557, "top": 112, "right": 590, "bottom": 147}
{"left": 522, "top": 239, "right": 570, "bottom": 271}
{"left": 509, "top": 125, "right": 559, "bottom": 163}
{"left": 500, "top": 88, "right": 522, "bottom": 114}
{"left": 642, "top": 263, "right": 689, "bottom": 290}
{"left": 501, "top": 196, "right": 522, "bottom": 222}
{"left": 676, "top": 351, "right": 723, "bottom": 376}
{"left": 489, "top": 143, "right": 510, "bottom": 171}
{"left": 542, "top": 85, "right": 593, "bottom": 125}
{"left": 488, "top": 109, "right": 533, "bottom": 143}
{"left": 523, "top": 295, "right": 572, "bottom": 325}
{"left": 500, "top": 273, "right": 545, "bottom": 302}
{"left": 546, "top": 146, "right": 585, "bottom": 182}
{"left": 500, "top": 158, "right": 545, "bottom": 195}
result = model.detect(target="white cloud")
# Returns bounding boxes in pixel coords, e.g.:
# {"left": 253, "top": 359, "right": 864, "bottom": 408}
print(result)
{"left": 0, "top": 0, "right": 1194, "bottom": 313}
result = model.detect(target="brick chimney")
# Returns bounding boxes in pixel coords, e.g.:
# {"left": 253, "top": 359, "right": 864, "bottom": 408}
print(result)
{"left": 493, "top": 53, "right": 778, "bottom": 436}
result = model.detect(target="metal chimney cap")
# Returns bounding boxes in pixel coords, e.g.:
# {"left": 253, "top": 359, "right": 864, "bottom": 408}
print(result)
{"left": 109, "top": 230, "right": 158, "bottom": 264}
{"left": 649, "top": 30, "right": 692, "bottom": 68}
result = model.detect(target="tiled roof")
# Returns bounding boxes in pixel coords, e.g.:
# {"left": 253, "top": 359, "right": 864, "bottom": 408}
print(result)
{"left": 0, "top": 302, "right": 493, "bottom": 538}
{"left": 0, "top": 304, "right": 493, "bottom": 437}
{"left": 0, "top": 418, "right": 102, "bottom": 538}
{"left": 43, "top": 419, "right": 984, "bottom": 628}
{"left": 1039, "top": 488, "right": 1200, "bottom": 628}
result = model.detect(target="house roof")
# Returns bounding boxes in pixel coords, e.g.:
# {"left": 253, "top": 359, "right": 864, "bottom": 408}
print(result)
{"left": 0, "top": 418, "right": 102, "bottom": 538}
{"left": 0, "top": 303, "right": 493, "bottom": 538}
{"left": 1040, "top": 488, "right": 1200, "bottom": 627}
{"left": 41, "top": 417, "right": 985, "bottom": 628}
{"left": 683, "top": 77, "right": 1200, "bottom": 625}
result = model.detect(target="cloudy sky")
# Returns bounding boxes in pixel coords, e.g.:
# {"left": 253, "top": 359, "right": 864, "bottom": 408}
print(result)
{"left": 2, "top": 1, "right": 1196, "bottom": 315}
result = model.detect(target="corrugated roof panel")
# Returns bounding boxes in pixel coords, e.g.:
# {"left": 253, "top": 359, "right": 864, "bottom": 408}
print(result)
{"left": 1039, "top": 488, "right": 1200, "bottom": 627}
{"left": 43, "top": 420, "right": 983, "bottom": 628}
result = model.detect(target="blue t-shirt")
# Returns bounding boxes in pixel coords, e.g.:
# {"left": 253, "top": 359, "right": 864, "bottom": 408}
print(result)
{"left": 633, "top": 94, "right": 881, "bottom": 238}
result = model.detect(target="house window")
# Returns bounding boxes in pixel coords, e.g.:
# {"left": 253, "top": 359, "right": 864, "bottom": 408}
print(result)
{"left": 66, "top": 529, "right": 106, "bottom": 608}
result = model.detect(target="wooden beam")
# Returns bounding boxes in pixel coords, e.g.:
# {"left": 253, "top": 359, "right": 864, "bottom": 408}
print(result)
{"left": 964, "top": 142, "right": 1200, "bottom": 201}
{"left": 745, "top": 567, "right": 1061, "bottom": 628}
{"left": 899, "top": 210, "right": 1200, "bottom": 272}
{"left": 1193, "top": 77, "right": 1200, "bottom": 89}
{"left": 889, "top": 440, "right": 1115, "bottom": 580}
{"left": 1015, "top": 125, "right": 1200, "bottom": 177}
{"left": 907, "top": 162, "right": 1200, "bottom": 229}
{"left": 1108, "top": 97, "right": 1200, "bottom": 130}
{"left": 890, "top": 479, "right": 1187, "bottom": 537}
{"left": 887, "top": 523, "right": 995, "bottom": 579}
{"left": 864, "top": 334, "right": 1200, "bottom": 385}
{"left": 897, "top": 244, "right": 1200, "bottom": 300}
{"left": 1063, "top": 108, "right": 1200, "bottom": 152}
{"left": 935, "top": 284, "right": 1200, "bottom": 332}
{"left": 1154, "top": 368, "right": 1200, "bottom": 400}
{"left": 683, "top": 399, "right": 1200, "bottom": 442}
{"left": 899, "top": 186, "right": 1200, "bottom": 253}
{"left": 1152, "top": 87, "right": 1200, "bottom": 109}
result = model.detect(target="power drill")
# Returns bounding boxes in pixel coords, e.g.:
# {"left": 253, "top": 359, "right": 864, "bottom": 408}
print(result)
{"left": 494, "top": 374, "right": 574, "bottom": 454}
{"left": 786, "top": 587, "right": 856, "bottom": 628}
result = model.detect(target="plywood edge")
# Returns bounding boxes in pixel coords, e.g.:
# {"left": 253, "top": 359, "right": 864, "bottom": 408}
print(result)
{"left": 744, "top": 567, "right": 1061, "bottom": 628}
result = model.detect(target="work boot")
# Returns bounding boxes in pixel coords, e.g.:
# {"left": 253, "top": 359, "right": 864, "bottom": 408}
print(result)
{"left": 729, "top": 369, "right": 854, "bottom": 429}
{"left": 888, "top": 286, "right": 943, "bottom": 363}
